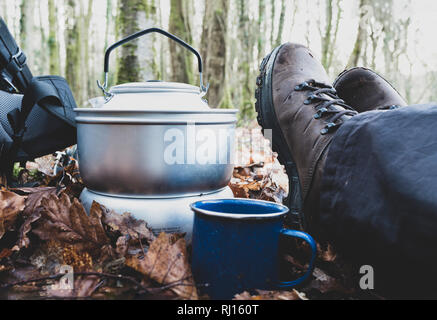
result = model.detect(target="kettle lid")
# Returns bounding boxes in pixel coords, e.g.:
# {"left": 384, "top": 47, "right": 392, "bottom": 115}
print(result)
{"left": 110, "top": 81, "right": 201, "bottom": 95}
{"left": 91, "top": 81, "right": 210, "bottom": 111}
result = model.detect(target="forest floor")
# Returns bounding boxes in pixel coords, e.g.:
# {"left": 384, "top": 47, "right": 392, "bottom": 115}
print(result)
{"left": 0, "top": 127, "right": 384, "bottom": 300}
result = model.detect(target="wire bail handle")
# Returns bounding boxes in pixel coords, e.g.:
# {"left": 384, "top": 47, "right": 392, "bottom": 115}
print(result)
{"left": 97, "top": 27, "right": 209, "bottom": 100}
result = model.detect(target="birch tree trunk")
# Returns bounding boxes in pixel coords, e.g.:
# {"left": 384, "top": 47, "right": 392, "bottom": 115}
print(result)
{"left": 168, "top": 0, "right": 193, "bottom": 84}
{"left": 116, "top": 0, "right": 157, "bottom": 84}
{"left": 201, "top": 0, "right": 229, "bottom": 108}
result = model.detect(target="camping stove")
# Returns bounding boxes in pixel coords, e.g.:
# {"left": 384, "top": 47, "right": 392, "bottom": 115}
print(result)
{"left": 77, "top": 27, "right": 237, "bottom": 240}
{"left": 80, "top": 187, "right": 234, "bottom": 240}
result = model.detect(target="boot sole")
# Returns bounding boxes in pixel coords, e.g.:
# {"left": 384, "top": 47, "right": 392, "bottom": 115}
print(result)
{"left": 255, "top": 45, "right": 305, "bottom": 230}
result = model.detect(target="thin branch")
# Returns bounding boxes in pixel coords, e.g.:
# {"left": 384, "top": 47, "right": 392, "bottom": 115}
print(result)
{"left": 0, "top": 271, "right": 193, "bottom": 295}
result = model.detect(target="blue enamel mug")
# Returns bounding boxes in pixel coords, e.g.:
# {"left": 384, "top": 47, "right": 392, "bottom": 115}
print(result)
{"left": 190, "top": 199, "right": 317, "bottom": 300}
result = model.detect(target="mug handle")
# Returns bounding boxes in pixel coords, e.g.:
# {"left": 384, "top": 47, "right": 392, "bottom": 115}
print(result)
{"left": 278, "top": 229, "right": 317, "bottom": 288}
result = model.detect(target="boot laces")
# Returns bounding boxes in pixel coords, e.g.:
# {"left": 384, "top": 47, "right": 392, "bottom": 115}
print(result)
{"left": 295, "top": 79, "right": 358, "bottom": 135}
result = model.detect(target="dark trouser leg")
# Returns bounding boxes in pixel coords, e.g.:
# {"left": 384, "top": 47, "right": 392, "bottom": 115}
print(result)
{"left": 318, "top": 104, "right": 437, "bottom": 298}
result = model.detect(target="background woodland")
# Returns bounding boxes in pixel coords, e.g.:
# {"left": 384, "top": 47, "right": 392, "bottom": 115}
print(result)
{"left": 1, "top": 0, "right": 435, "bottom": 124}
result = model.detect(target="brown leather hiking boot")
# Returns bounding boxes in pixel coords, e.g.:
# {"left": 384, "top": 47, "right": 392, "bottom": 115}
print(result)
{"left": 255, "top": 43, "right": 357, "bottom": 232}
{"left": 333, "top": 67, "right": 407, "bottom": 113}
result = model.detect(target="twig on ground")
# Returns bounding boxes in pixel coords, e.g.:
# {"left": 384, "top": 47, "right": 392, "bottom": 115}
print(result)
{"left": 0, "top": 271, "right": 193, "bottom": 296}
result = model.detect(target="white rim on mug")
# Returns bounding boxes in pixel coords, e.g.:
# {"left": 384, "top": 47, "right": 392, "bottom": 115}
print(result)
{"left": 190, "top": 198, "right": 290, "bottom": 220}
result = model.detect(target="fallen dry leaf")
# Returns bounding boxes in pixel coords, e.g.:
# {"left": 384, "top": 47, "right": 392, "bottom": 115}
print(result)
{"left": 306, "top": 268, "right": 353, "bottom": 295}
{"left": 258, "top": 184, "right": 287, "bottom": 203}
{"left": 11, "top": 187, "right": 62, "bottom": 250}
{"left": 32, "top": 193, "right": 110, "bottom": 255}
{"left": 62, "top": 245, "right": 94, "bottom": 272}
{"left": 126, "top": 232, "right": 197, "bottom": 300}
{"left": 94, "top": 202, "right": 156, "bottom": 245}
{"left": 13, "top": 210, "right": 42, "bottom": 251}
{"left": 115, "top": 236, "right": 129, "bottom": 258}
{"left": 318, "top": 243, "right": 338, "bottom": 262}
{"left": 0, "top": 190, "right": 26, "bottom": 239}
{"left": 0, "top": 173, "right": 7, "bottom": 188}
{"left": 28, "top": 240, "right": 64, "bottom": 275}
{"left": 41, "top": 160, "right": 78, "bottom": 186}
{"left": 0, "top": 248, "right": 12, "bottom": 259}
{"left": 230, "top": 137, "right": 288, "bottom": 204}
{"left": 0, "top": 131, "right": 366, "bottom": 300}
{"left": 44, "top": 274, "right": 101, "bottom": 298}
{"left": 31, "top": 154, "right": 57, "bottom": 176}
{"left": 234, "top": 289, "right": 308, "bottom": 300}
{"left": 12, "top": 187, "right": 61, "bottom": 216}
{"left": 73, "top": 275, "right": 101, "bottom": 297}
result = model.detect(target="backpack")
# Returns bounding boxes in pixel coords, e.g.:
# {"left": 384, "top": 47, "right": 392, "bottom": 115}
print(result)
{"left": 0, "top": 17, "right": 77, "bottom": 181}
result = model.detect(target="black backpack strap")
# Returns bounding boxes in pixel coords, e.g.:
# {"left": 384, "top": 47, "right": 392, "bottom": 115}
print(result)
{"left": 0, "top": 17, "right": 33, "bottom": 93}
{"left": 1, "top": 78, "right": 62, "bottom": 180}
{"left": 35, "top": 76, "right": 77, "bottom": 127}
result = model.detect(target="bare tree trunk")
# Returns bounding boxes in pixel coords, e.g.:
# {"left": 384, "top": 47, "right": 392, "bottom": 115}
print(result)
{"left": 157, "top": 0, "right": 165, "bottom": 81}
{"left": 321, "top": 0, "right": 333, "bottom": 69}
{"left": 104, "top": 0, "right": 112, "bottom": 50}
{"left": 168, "top": 0, "right": 193, "bottom": 84}
{"left": 237, "top": 0, "right": 255, "bottom": 123}
{"left": 270, "top": 0, "right": 275, "bottom": 47}
{"left": 369, "top": 21, "right": 379, "bottom": 70}
{"left": 116, "top": 0, "right": 157, "bottom": 84}
{"left": 257, "top": 0, "right": 266, "bottom": 61}
{"left": 19, "top": 0, "right": 35, "bottom": 52}
{"left": 48, "top": 0, "right": 60, "bottom": 75}
{"left": 65, "top": 0, "right": 82, "bottom": 101}
{"left": 346, "top": 0, "right": 368, "bottom": 68}
{"left": 116, "top": 0, "right": 142, "bottom": 83}
{"left": 327, "top": 0, "right": 342, "bottom": 70}
{"left": 82, "top": 0, "right": 93, "bottom": 99}
{"left": 274, "top": 0, "right": 286, "bottom": 47}
{"left": 289, "top": 1, "right": 298, "bottom": 34}
{"left": 37, "top": 1, "right": 47, "bottom": 74}
{"left": 1, "top": 1, "right": 8, "bottom": 25}
{"left": 304, "top": 3, "right": 311, "bottom": 47}
{"left": 201, "top": 0, "right": 229, "bottom": 108}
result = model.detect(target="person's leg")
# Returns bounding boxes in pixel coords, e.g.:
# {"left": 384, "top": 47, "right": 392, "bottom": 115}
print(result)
{"left": 329, "top": 69, "right": 437, "bottom": 297}
{"left": 320, "top": 104, "right": 437, "bottom": 297}
{"left": 256, "top": 43, "right": 437, "bottom": 297}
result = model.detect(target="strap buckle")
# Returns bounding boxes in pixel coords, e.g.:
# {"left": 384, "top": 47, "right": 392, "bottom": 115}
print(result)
{"left": 0, "top": 48, "right": 26, "bottom": 93}
{"left": 11, "top": 48, "right": 26, "bottom": 72}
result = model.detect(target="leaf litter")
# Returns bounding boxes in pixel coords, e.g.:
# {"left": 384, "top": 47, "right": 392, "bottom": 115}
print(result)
{"left": 0, "top": 128, "right": 379, "bottom": 300}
